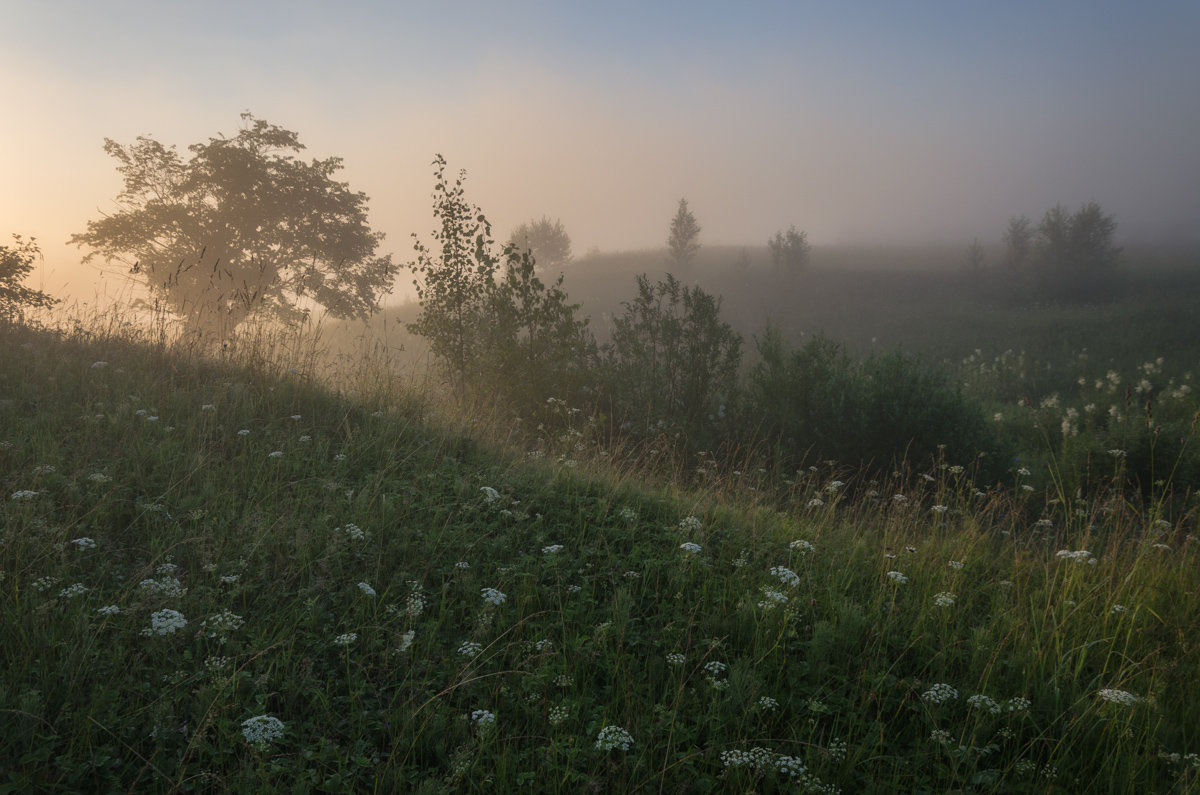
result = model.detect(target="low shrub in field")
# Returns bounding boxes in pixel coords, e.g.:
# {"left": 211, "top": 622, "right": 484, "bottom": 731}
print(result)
{"left": 747, "top": 327, "right": 1011, "bottom": 482}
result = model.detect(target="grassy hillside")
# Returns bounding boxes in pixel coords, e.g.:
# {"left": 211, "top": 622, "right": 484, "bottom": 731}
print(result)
{"left": 2, "top": 317, "right": 1199, "bottom": 793}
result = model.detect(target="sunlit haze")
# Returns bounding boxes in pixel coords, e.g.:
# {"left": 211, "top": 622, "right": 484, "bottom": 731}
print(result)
{"left": 3, "top": 1, "right": 1198, "bottom": 305}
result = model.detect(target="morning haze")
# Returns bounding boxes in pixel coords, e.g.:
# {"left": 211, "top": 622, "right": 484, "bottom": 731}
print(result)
{"left": 2, "top": 1, "right": 1198, "bottom": 304}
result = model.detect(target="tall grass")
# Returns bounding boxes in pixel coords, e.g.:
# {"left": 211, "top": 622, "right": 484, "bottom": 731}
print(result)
{"left": 1, "top": 307, "right": 1198, "bottom": 792}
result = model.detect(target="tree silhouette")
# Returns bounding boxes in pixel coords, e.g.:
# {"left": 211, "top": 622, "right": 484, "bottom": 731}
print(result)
{"left": 71, "top": 113, "right": 396, "bottom": 339}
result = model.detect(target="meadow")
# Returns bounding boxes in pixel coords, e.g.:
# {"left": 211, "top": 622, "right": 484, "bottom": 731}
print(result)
{"left": 2, "top": 254, "right": 1200, "bottom": 792}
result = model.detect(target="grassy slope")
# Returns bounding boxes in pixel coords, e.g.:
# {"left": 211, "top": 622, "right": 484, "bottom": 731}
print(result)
{"left": 2, "top": 319, "right": 1198, "bottom": 793}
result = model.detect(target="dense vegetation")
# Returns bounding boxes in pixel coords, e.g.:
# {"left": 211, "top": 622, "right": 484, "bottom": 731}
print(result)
{"left": 2, "top": 293, "right": 1198, "bottom": 792}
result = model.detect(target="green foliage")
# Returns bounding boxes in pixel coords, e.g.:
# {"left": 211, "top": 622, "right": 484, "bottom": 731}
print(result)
{"left": 1001, "top": 215, "right": 1033, "bottom": 270}
{"left": 747, "top": 327, "right": 1008, "bottom": 479}
{"left": 0, "top": 235, "right": 57, "bottom": 319}
{"left": 479, "top": 248, "right": 595, "bottom": 415}
{"left": 70, "top": 113, "right": 395, "bottom": 339}
{"left": 1034, "top": 202, "right": 1122, "bottom": 300}
{"left": 602, "top": 273, "right": 741, "bottom": 447}
{"left": 407, "top": 155, "right": 502, "bottom": 389}
{"left": 408, "top": 157, "right": 593, "bottom": 408}
{"left": 1, "top": 314, "right": 1198, "bottom": 793}
{"left": 508, "top": 216, "right": 572, "bottom": 272}
{"left": 767, "top": 225, "right": 811, "bottom": 274}
{"left": 667, "top": 198, "right": 701, "bottom": 269}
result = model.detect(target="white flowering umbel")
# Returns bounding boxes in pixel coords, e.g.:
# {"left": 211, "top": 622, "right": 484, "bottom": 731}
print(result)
{"left": 922, "top": 683, "right": 958, "bottom": 704}
{"left": 595, "top": 725, "right": 634, "bottom": 751}
{"left": 481, "top": 587, "right": 507, "bottom": 606}
{"left": 1098, "top": 688, "right": 1140, "bottom": 707}
{"left": 145, "top": 609, "right": 187, "bottom": 636}
{"left": 770, "top": 566, "right": 800, "bottom": 588}
{"left": 241, "top": 715, "right": 285, "bottom": 749}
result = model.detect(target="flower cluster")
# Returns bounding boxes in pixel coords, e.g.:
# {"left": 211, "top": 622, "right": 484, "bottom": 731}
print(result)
{"left": 147, "top": 609, "right": 187, "bottom": 636}
{"left": 595, "top": 725, "right": 634, "bottom": 751}
{"left": 678, "top": 515, "right": 703, "bottom": 533}
{"left": 933, "top": 592, "right": 956, "bottom": 608}
{"left": 1056, "top": 549, "right": 1097, "bottom": 564}
{"left": 200, "top": 610, "right": 245, "bottom": 641}
{"left": 679, "top": 542, "right": 702, "bottom": 555}
{"left": 886, "top": 570, "right": 909, "bottom": 584}
{"left": 333, "top": 632, "right": 357, "bottom": 647}
{"left": 790, "top": 539, "right": 815, "bottom": 555}
{"left": 1098, "top": 688, "right": 1140, "bottom": 707}
{"left": 481, "top": 587, "right": 507, "bottom": 606}
{"left": 241, "top": 715, "right": 285, "bottom": 747}
{"left": 770, "top": 566, "right": 800, "bottom": 588}
{"left": 922, "top": 683, "right": 958, "bottom": 704}
{"left": 70, "top": 537, "right": 97, "bottom": 549}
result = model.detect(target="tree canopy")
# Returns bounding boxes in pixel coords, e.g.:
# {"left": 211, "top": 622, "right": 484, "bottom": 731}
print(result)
{"left": 70, "top": 113, "right": 396, "bottom": 339}
{"left": 508, "top": 216, "right": 572, "bottom": 272}
{"left": 0, "top": 236, "right": 58, "bottom": 320}
{"left": 667, "top": 199, "right": 701, "bottom": 269}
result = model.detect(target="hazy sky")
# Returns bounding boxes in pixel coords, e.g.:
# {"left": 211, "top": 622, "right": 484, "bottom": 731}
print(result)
{"left": 4, "top": 1, "right": 1199, "bottom": 302}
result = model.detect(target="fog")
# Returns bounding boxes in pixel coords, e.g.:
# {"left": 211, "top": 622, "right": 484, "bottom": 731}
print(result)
{"left": 3, "top": 2, "right": 1199, "bottom": 306}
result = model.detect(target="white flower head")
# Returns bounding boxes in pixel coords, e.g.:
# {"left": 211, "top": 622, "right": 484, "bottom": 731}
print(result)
{"left": 70, "top": 537, "right": 97, "bottom": 549}
{"left": 241, "top": 715, "right": 285, "bottom": 747}
{"left": 679, "top": 542, "right": 702, "bottom": 555}
{"left": 481, "top": 587, "right": 507, "bottom": 606}
{"left": 595, "top": 725, "right": 634, "bottom": 752}
{"left": 147, "top": 609, "right": 187, "bottom": 635}
{"left": 357, "top": 581, "right": 376, "bottom": 597}
{"left": 886, "top": 570, "right": 909, "bottom": 584}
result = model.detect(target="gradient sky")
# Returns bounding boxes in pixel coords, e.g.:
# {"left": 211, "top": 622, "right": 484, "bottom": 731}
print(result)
{"left": 3, "top": 1, "right": 1199, "bottom": 303}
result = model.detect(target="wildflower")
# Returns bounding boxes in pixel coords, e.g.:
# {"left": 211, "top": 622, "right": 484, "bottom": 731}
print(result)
{"left": 454, "top": 560, "right": 470, "bottom": 570}
{"left": 922, "top": 683, "right": 958, "bottom": 703}
{"left": 678, "top": 515, "right": 703, "bottom": 533}
{"left": 933, "top": 592, "right": 956, "bottom": 608}
{"left": 139, "top": 577, "right": 186, "bottom": 598}
{"left": 201, "top": 403, "right": 215, "bottom": 412}
{"left": 931, "top": 505, "right": 948, "bottom": 514}
{"left": 341, "top": 523, "right": 366, "bottom": 542}
{"left": 679, "top": 542, "right": 702, "bottom": 554}
{"left": 930, "top": 729, "right": 954, "bottom": 746}
{"left": 481, "top": 587, "right": 507, "bottom": 606}
{"left": 948, "top": 560, "right": 964, "bottom": 570}
{"left": 548, "top": 705, "right": 569, "bottom": 726}
{"left": 147, "top": 609, "right": 187, "bottom": 635}
{"left": 96, "top": 604, "right": 121, "bottom": 616}
{"left": 70, "top": 537, "right": 97, "bottom": 549}
{"left": 1152, "top": 543, "right": 1172, "bottom": 551}
{"left": 58, "top": 583, "right": 89, "bottom": 599}
{"left": 553, "top": 674, "right": 574, "bottom": 686}
{"left": 623, "top": 570, "right": 640, "bottom": 579}
{"left": 357, "top": 582, "right": 376, "bottom": 597}
{"left": 542, "top": 544, "right": 564, "bottom": 555}
{"left": 967, "top": 694, "right": 1002, "bottom": 715}
{"left": 237, "top": 429, "right": 250, "bottom": 436}
{"left": 1017, "top": 466, "right": 1031, "bottom": 476}
{"left": 333, "top": 632, "right": 357, "bottom": 647}
{"left": 201, "top": 610, "right": 245, "bottom": 641}
{"left": 33, "top": 576, "right": 60, "bottom": 592}
{"left": 32, "top": 464, "right": 56, "bottom": 475}
{"left": 618, "top": 506, "right": 637, "bottom": 523}
{"left": 91, "top": 361, "right": 107, "bottom": 369}
{"left": 595, "top": 725, "right": 634, "bottom": 751}
{"left": 268, "top": 451, "right": 284, "bottom": 459}
{"left": 721, "top": 747, "right": 773, "bottom": 769}
{"left": 892, "top": 493, "right": 908, "bottom": 503}
{"left": 758, "top": 589, "right": 789, "bottom": 609}
{"left": 219, "top": 574, "right": 239, "bottom": 584}
{"left": 666, "top": 652, "right": 685, "bottom": 665}
{"left": 11, "top": 490, "right": 39, "bottom": 501}
{"left": 886, "top": 570, "right": 909, "bottom": 584}
{"left": 87, "top": 472, "right": 111, "bottom": 484}
{"left": 480, "top": 486, "right": 501, "bottom": 504}
{"left": 470, "top": 709, "right": 496, "bottom": 727}
{"left": 1056, "top": 549, "right": 1096, "bottom": 564}
{"left": 1110, "top": 604, "right": 1128, "bottom": 614}
{"left": 1005, "top": 697, "right": 1031, "bottom": 711}
{"left": 770, "top": 566, "right": 800, "bottom": 587}
{"left": 790, "top": 539, "right": 815, "bottom": 554}
{"left": 241, "top": 715, "right": 285, "bottom": 747}
{"left": 807, "top": 497, "right": 825, "bottom": 508}
{"left": 1021, "top": 484, "right": 1035, "bottom": 493}
{"left": 458, "top": 640, "right": 483, "bottom": 657}
{"left": 757, "top": 696, "right": 779, "bottom": 711}
{"left": 1098, "top": 688, "right": 1140, "bottom": 707}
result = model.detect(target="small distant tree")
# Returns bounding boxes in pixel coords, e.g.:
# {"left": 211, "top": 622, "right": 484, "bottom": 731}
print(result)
{"left": 963, "top": 238, "right": 985, "bottom": 271}
{"left": 768, "top": 226, "right": 811, "bottom": 274}
{"left": 508, "top": 216, "right": 572, "bottom": 272}
{"left": 1034, "top": 202, "right": 1121, "bottom": 299}
{"left": 667, "top": 199, "right": 701, "bottom": 269}
{"left": 1001, "top": 216, "right": 1033, "bottom": 269}
{"left": 70, "top": 113, "right": 396, "bottom": 340}
{"left": 407, "top": 155, "right": 502, "bottom": 390}
{"left": 0, "top": 236, "right": 58, "bottom": 320}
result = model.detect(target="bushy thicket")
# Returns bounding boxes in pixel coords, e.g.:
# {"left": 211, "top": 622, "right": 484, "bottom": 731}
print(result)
{"left": 746, "top": 327, "right": 1011, "bottom": 481}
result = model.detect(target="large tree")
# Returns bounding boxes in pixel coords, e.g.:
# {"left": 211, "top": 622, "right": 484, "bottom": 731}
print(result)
{"left": 70, "top": 113, "right": 396, "bottom": 339}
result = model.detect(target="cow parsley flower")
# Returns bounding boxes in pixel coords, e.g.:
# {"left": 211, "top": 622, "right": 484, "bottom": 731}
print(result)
{"left": 96, "top": 604, "right": 121, "bottom": 616}
{"left": 458, "top": 640, "right": 483, "bottom": 657}
{"left": 241, "top": 715, "right": 285, "bottom": 748}
{"left": 396, "top": 629, "right": 415, "bottom": 653}
{"left": 333, "top": 632, "right": 357, "bottom": 647}
{"left": 922, "top": 683, "right": 958, "bottom": 704}
{"left": 357, "top": 581, "right": 376, "bottom": 597}
{"left": 678, "top": 515, "right": 703, "bottom": 533}
{"left": 70, "top": 537, "right": 97, "bottom": 549}
{"left": 11, "top": 490, "right": 39, "bottom": 501}
{"left": 470, "top": 709, "right": 496, "bottom": 727}
{"left": 147, "top": 609, "right": 187, "bottom": 635}
{"left": 770, "top": 566, "right": 800, "bottom": 587}
{"left": 58, "top": 583, "right": 89, "bottom": 599}
{"left": 480, "top": 486, "right": 501, "bottom": 504}
{"left": 886, "top": 570, "right": 909, "bottom": 584}
{"left": 1098, "top": 688, "right": 1139, "bottom": 707}
{"left": 201, "top": 610, "right": 244, "bottom": 641}
{"left": 666, "top": 652, "right": 685, "bottom": 665}
{"left": 679, "top": 542, "right": 702, "bottom": 554}
{"left": 790, "top": 539, "right": 815, "bottom": 554}
{"left": 933, "top": 591, "right": 956, "bottom": 607}
{"left": 542, "top": 544, "right": 564, "bottom": 555}
{"left": 481, "top": 587, "right": 507, "bottom": 606}
{"left": 595, "top": 725, "right": 634, "bottom": 751}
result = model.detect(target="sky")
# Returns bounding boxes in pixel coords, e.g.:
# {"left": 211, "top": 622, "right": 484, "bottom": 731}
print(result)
{"left": 3, "top": 0, "right": 1199, "bottom": 304}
